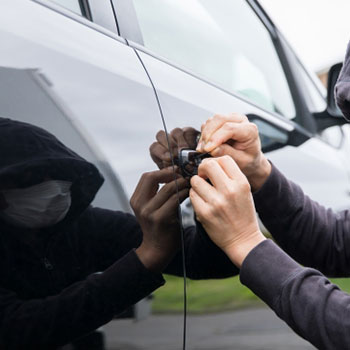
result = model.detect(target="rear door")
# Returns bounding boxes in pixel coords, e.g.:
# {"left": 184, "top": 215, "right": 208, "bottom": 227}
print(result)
{"left": 0, "top": 0, "right": 166, "bottom": 205}
{"left": 0, "top": 0, "right": 180, "bottom": 348}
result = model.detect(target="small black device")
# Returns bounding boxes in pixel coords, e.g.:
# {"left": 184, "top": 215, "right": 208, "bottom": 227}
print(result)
{"left": 175, "top": 148, "right": 212, "bottom": 177}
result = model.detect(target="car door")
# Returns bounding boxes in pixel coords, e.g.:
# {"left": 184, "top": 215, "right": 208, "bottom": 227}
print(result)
{"left": 0, "top": 0, "right": 181, "bottom": 348}
{"left": 113, "top": 0, "right": 350, "bottom": 212}
{"left": 0, "top": 0, "right": 171, "bottom": 204}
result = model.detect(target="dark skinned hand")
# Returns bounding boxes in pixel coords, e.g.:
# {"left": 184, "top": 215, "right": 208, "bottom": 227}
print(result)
{"left": 131, "top": 167, "right": 190, "bottom": 273}
{"left": 150, "top": 127, "right": 200, "bottom": 169}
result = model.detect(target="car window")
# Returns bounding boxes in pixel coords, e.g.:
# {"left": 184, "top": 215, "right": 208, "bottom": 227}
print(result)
{"left": 48, "top": 0, "right": 83, "bottom": 15}
{"left": 132, "top": 0, "right": 296, "bottom": 119}
{"left": 282, "top": 37, "right": 327, "bottom": 114}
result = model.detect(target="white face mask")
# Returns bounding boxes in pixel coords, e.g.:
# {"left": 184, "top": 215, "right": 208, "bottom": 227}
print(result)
{"left": 0, "top": 180, "right": 72, "bottom": 229}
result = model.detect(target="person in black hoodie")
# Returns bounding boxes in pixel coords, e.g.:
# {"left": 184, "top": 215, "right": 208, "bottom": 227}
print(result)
{"left": 0, "top": 117, "right": 237, "bottom": 350}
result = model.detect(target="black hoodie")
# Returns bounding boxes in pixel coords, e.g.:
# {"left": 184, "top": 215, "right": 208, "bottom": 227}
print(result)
{"left": 0, "top": 118, "right": 237, "bottom": 349}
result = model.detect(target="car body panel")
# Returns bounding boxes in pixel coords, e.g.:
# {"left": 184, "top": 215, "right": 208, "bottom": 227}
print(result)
{"left": 0, "top": 0, "right": 166, "bottom": 205}
{"left": 135, "top": 50, "right": 350, "bottom": 210}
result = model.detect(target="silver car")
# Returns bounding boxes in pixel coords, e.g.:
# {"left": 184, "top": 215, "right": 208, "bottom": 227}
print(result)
{"left": 0, "top": 0, "right": 347, "bottom": 348}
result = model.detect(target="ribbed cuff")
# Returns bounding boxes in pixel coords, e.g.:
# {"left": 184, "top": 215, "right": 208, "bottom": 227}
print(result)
{"left": 253, "top": 162, "right": 300, "bottom": 218}
{"left": 240, "top": 240, "right": 302, "bottom": 308}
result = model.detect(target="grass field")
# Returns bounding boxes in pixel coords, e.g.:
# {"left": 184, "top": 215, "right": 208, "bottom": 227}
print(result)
{"left": 152, "top": 274, "right": 350, "bottom": 314}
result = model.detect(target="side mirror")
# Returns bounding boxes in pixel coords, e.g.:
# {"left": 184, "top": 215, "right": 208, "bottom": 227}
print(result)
{"left": 314, "top": 63, "right": 347, "bottom": 131}
{"left": 248, "top": 114, "right": 309, "bottom": 153}
{"left": 327, "top": 63, "right": 343, "bottom": 118}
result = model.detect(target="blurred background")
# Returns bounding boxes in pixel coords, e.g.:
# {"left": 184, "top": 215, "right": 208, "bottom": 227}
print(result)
{"left": 261, "top": 0, "right": 350, "bottom": 85}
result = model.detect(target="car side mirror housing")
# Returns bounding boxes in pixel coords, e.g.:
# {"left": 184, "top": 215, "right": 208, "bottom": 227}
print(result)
{"left": 313, "top": 63, "right": 347, "bottom": 131}
{"left": 327, "top": 63, "right": 343, "bottom": 118}
{"left": 248, "top": 114, "right": 309, "bottom": 153}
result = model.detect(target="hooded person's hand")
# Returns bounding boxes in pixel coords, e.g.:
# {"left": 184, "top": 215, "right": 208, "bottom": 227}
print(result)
{"left": 190, "top": 156, "right": 265, "bottom": 268}
{"left": 131, "top": 167, "right": 189, "bottom": 273}
{"left": 150, "top": 127, "right": 200, "bottom": 169}
{"left": 196, "top": 113, "right": 271, "bottom": 191}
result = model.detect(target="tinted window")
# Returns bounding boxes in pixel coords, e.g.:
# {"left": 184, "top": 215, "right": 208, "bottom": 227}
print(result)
{"left": 132, "top": 0, "right": 296, "bottom": 119}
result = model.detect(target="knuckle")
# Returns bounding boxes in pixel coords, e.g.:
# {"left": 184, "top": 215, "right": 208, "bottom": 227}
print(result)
{"left": 164, "top": 183, "right": 174, "bottom": 195}
{"left": 140, "top": 207, "right": 150, "bottom": 219}
{"left": 206, "top": 158, "right": 217, "bottom": 166}
{"left": 241, "top": 181, "right": 251, "bottom": 193}
{"left": 223, "top": 122, "right": 234, "bottom": 130}
{"left": 222, "top": 155, "right": 232, "bottom": 162}
{"left": 226, "top": 187, "right": 236, "bottom": 199}
{"left": 190, "top": 176, "right": 198, "bottom": 188}
{"left": 213, "top": 114, "right": 223, "bottom": 120}
{"left": 156, "top": 130, "right": 165, "bottom": 139}
{"left": 149, "top": 212, "right": 157, "bottom": 222}
{"left": 249, "top": 122, "right": 259, "bottom": 134}
{"left": 170, "top": 127, "right": 183, "bottom": 137}
{"left": 211, "top": 148, "right": 223, "bottom": 157}
{"left": 212, "top": 196, "right": 224, "bottom": 211}
{"left": 149, "top": 142, "right": 159, "bottom": 153}
{"left": 230, "top": 113, "right": 248, "bottom": 122}
{"left": 142, "top": 171, "right": 152, "bottom": 180}
{"left": 130, "top": 197, "right": 136, "bottom": 210}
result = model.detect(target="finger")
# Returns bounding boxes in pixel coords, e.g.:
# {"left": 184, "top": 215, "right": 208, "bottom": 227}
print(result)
{"left": 183, "top": 127, "right": 201, "bottom": 149}
{"left": 170, "top": 128, "right": 190, "bottom": 150}
{"left": 130, "top": 167, "right": 179, "bottom": 209}
{"left": 189, "top": 188, "right": 209, "bottom": 222}
{"left": 216, "top": 155, "right": 244, "bottom": 181}
{"left": 156, "top": 130, "right": 177, "bottom": 157}
{"left": 149, "top": 142, "right": 171, "bottom": 168}
{"left": 197, "top": 158, "right": 230, "bottom": 192}
{"left": 210, "top": 144, "right": 244, "bottom": 164}
{"left": 203, "top": 122, "right": 258, "bottom": 152}
{"left": 147, "top": 177, "right": 189, "bottom": 212}
{"left": 190, "top": 175, "right": 218, "bottom": 203}
{"left": 198, "top": 114, "right": 247, "bottom": 151}
{"left": 155, "top": 187, "right": 190, "bottom": 220}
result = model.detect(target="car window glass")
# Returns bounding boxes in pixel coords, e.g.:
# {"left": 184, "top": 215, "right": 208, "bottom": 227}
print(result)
{"left": 132, "top": 0, "right": 296, "bottom": 119}
{"left": 252, "top": 118, "right": 289, "bottom": 151}
{"left": 48, "top": 0, "right": 83, "bottom": 15}
{"left": 282, "top": 37, "right": 327, "bottom": 114}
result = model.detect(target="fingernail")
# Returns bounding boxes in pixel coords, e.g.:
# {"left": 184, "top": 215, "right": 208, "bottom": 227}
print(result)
{"left": 196, "top": 141, "right": 203, "bottom": 151}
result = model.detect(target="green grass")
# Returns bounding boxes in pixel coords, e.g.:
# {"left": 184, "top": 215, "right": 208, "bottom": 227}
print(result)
{"left": 152, "top": 275, "right": 263, "bottom": 314}
{"left": 152, "top": 274, "right": 350, "bottom": 314}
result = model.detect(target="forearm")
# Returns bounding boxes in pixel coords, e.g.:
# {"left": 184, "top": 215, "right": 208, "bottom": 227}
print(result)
{"left": 253, "top": 162, "right": 350, "bottom": 276}
{"left": 0, "top": 251, "right": 164, "bottom": 349}
{"left": 241, "top": 240, "right": 350, "bottom": 349}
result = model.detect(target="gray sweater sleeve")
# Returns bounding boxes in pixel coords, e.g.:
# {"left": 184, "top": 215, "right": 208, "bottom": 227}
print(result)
{"left": 240, "top": 240, "right": 350, "bottom": 350}
{"left": 240, "top": 164, "right": 350, "bottom": 349}
{"left": 253, "top": 163, "right": 350, "bottom": 277}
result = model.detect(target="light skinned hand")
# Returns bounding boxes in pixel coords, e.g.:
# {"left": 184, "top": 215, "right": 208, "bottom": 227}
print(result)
{"left": 131, "top": 167, "right": 190, "bottom": 273}
{"left": 196, "top": 113, "right": 271, "bottom": 191}
{"left": 190, "top": 156, "right": 266, "bottom": 268}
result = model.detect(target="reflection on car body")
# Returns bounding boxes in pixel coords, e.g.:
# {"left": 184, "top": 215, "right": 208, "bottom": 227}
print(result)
{"left": 1, "top": 0, "right": 350, "bottom": 349}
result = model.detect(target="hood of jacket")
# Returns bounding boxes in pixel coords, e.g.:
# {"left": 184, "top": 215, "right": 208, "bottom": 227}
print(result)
{"left": 0, "top": 117, "right": 104, "bottom": 228}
